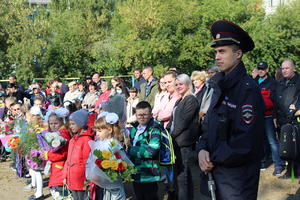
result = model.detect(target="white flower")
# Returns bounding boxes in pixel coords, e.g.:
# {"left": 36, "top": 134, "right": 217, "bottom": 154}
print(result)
{"left": 51, "top": 139, "right": 61, "bottom": 148}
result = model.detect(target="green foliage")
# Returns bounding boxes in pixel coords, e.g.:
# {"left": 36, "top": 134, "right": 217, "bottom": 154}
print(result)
{"left": 0, "top": 0, "right": 299, "bottom": 82}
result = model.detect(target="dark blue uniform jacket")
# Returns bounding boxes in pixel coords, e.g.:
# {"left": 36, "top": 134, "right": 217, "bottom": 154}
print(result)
{"left": 197, "top": 61, "right": 265, "bottom": 200}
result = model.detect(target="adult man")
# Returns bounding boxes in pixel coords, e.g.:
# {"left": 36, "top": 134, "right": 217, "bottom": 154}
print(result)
{"left": 128, "top": 101, "right": 161, "bottom": 200}
{"left": 6, "top": 83, "right": 30, "bottom": 103}
{"left": 197, "top": 20, "right": 265, "bottom": 200}
{"left": 133, "top": 68, "right": 146, "bottom": 92}
{"left": 139, "top": 66, "right": 158, "bottom": 108}
{"left": 273, "top": 59, "right": 300, "bottom": 178}
{"left": 255, "top": 61, "right": 284, "bottom": 175}
{"left": 92, "top": 73, "right": 102, "bottom": 90}
{"left": 8, "top": 75, "right": 24, "bottom": 92}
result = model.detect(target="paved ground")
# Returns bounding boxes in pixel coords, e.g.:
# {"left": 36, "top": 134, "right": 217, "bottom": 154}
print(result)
{"left": 1, "top": 160, "right": 300, "bottom": 200}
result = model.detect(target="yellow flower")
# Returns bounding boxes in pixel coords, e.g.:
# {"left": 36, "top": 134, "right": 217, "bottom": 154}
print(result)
{"left": 122, "top": 161, "right": 127, "bottom": 169}
{"left": 101, "top": 160, "right": 111, "bottom": 169}
{"left": 102, "top": 151, "right": 112, "bottom": 159}
{"left": 110, "top": 160, "right": 119, "bottom": 171}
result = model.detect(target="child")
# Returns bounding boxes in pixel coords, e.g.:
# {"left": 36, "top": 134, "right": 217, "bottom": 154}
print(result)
{"left": 26, "top": 107, "right": 46, "bottom": 200}
{"left": 127, "top": 101, "right": 161, "bottom": 200}
{"left": 63, "top": 109, "right": 93, "bottom": 200}
{"left": 43, "top": 110, "right": 71, "bottom": 199}
{"left": 126, "top": 88, "right": 139, "bottom": 127}
{"left": 90, "top": 112, "right": 125, "bottom": 200}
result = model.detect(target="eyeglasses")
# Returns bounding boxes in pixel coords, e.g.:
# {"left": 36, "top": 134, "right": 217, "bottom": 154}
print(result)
{"left": 136, "top": 114, "right": 150, "bottom": 118}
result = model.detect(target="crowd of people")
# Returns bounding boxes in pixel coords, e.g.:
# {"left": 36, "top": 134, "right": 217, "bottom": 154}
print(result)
{"left": 0, "top": 20, "right": 299, "bottom": 200}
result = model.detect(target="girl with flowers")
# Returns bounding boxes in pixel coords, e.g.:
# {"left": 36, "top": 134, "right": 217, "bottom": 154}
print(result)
{"left": 62, "top": 109, "right": 93, "bottom": 200}
{"left": 25, "top": 107, "right": 47, "bottom": 200}
{"left": 88, "top": 112, "right": 127, "bottom": 200}
{"left": 42, "top": 109, "right": 71, "bottom": 200}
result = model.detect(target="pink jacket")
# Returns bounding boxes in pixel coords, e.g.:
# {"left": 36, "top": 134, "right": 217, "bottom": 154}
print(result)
{"left": 156, "top": 92, "right": 181, "bottom": 128}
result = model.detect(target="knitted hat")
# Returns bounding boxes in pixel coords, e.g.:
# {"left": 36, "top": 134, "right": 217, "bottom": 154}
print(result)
{"left": 69, "top": 109, "right": 89, "bottom": 129}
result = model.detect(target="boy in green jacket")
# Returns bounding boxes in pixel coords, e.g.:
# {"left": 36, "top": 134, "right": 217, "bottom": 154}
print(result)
{"left": 128, "top": 101, "right": 161, "bottom": 200}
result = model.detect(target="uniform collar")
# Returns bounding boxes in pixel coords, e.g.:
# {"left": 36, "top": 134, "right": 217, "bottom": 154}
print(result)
{"left": 218, "top": 61, "right": 247, "bottom": 93}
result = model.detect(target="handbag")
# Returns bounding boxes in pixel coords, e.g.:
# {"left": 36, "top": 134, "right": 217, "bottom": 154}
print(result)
{"left": 279, "top": 123, "right": 300, "bottom": 162}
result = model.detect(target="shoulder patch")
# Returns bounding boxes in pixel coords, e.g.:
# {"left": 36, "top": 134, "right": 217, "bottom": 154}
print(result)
{"left": 241, "top": 104, "right": 254, "bottom": 124}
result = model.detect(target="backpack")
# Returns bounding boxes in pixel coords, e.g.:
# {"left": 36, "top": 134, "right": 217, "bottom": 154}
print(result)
{"left": 149, "top": 126, "right": 176, "bottom": 165}
{"left": 279, "top": 123, "right": 300, "bottom": 162}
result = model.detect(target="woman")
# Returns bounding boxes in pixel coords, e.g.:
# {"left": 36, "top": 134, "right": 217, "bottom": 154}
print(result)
{"left": 46, "top": 82, "right": 63, "bottom": 109}
{"left": 191, "top": 71, "right": 207, "bottom": 107}
{"left": 94, "top": 80, "right": 111, "bottom": 110}
{"left": 111, "top": 77, "right": 129, "bottom": 98}
{"left": 152, "top": 77, "right": 168, "bottom": 118}
{"left": 63, "top": 81, "right": 83, "bottom": 103}
{"left": 81, "top": 82, "right": 99, "bottom": 111}
{"left": 167, "top": 74, "right": 199, "bottom": 200}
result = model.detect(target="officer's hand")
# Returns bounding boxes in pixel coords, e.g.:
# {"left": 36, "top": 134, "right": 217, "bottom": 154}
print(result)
{"left": 198, "top": 150, "right": 214, "bottom": 173}
{"left": 289, "top": 104, "right": 296, "bottom": 110}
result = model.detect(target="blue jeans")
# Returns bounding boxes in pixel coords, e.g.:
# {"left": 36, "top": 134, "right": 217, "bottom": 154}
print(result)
{"left": 265, "top": 117, "right": 283, "bottom": 170}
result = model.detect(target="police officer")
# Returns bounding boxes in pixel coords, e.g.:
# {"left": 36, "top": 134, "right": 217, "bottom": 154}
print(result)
{"left": 197, "top": 20, "right": 265, "bottom": 200}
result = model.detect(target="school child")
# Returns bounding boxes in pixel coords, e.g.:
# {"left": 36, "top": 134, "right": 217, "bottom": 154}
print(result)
{"left": 43, "top": 109, "right": 71, "bottom": 199}
{"left": 127, "top": 101, "right": 161, "bottom": 200}
{"left": 91, "top": 112, "right": 126, "bottom": 200}
{"left": 26, "top": 107, "right": 46, "bottom": 200}
{"left": 126, "top": 88, "right": 139, "bottom": 127}
{"left": 63, "top": 109, "right": 93, "bottom": 200}
{"left": 3, "top": 97, "right": 17, "bottom": 121}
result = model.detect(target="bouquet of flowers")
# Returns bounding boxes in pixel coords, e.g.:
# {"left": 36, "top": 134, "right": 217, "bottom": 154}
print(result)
{"left": 0, "top": 120, "right": 15, "bottom": 135}
{"left": 86, "top": 139, "right": 136, "bottom": 189}
{"left": 7, "top": 136, "right": 21, "bottom": 150}
{"left": 20, "top": 125, "right": 47, "bottom": 170}
{"left": 26, "top": 149, "right": 46, "bottom": 170}
{"left": 42, "top": 131, "right": 67, "bottom": 175}
{"left": 43, "top": 131, "right": 67, "bottom": 151}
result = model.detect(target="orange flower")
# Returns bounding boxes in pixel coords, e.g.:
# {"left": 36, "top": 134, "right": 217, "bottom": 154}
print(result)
{"left": 10, "top": 143, "right": 17, "bottom": 149}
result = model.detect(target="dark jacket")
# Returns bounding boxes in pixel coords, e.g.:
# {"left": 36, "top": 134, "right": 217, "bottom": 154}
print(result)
{"left": 167, "top": 94, "right": 200, "bottom": 147}
{"left": 139, "top": 78, "right": 158, "bottom": 108}
{"left": 197, "top": 62, "right": 265, "bottom": 200}
{"left": 273, "top": 73, "right": 300, "bottom": 126}
{"left": 7, "top": 91, "right": 31, "bottom": 103}
{"left": 46, "top": 92, "right": 63, "bottom": 107}
{"left": 254, "top": 75, "right": 277, "bottom": 116}
{"left": 195, "top": 85, "right": 207, "bottom": 108}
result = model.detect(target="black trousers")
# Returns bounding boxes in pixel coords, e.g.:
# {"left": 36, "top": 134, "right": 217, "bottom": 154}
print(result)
{"left": 133, "top": 182, "right": 159, "bottom": 200}
{"left": 175, "top": 146, "right": 194, "bottom": 200}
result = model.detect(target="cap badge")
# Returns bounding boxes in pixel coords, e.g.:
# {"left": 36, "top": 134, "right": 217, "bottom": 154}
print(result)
{"left": 216, "top": 34, "right": 221, "bottom": 39}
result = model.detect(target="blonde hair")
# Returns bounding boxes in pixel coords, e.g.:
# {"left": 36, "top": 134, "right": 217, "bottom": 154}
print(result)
{"left": 94, "top": 117, "right": 123, "bottom": 141}
{"left": 5, "top": 97, "right": 17, "bottom": 109}
{"left": 47, "top": 113, "right": 64, "bottom": 131}
{"left": 191, "top": 71, "right": 207, "bottom": 82}
{"left": 28, "top": 113, "right": 43, "bottom": 127}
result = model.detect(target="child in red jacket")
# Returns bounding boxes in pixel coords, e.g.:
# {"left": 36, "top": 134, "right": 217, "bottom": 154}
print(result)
{"left": 63, "top": 109, "right": 94, "bottom": 200}
{"left": 43, "top": 111, "right": 71, "bottom": 199}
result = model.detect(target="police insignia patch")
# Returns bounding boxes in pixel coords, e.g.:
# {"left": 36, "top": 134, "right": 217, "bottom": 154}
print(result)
{"left": 242, "top": 105, "right": 254, "bottom": 124}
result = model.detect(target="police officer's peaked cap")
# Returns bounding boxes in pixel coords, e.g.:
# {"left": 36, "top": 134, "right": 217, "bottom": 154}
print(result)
{"left": 256, "top": 61, "right": 268, "bottom": 69}
{"left": 211, "top": 20, "right": 255, "bottom": 53}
